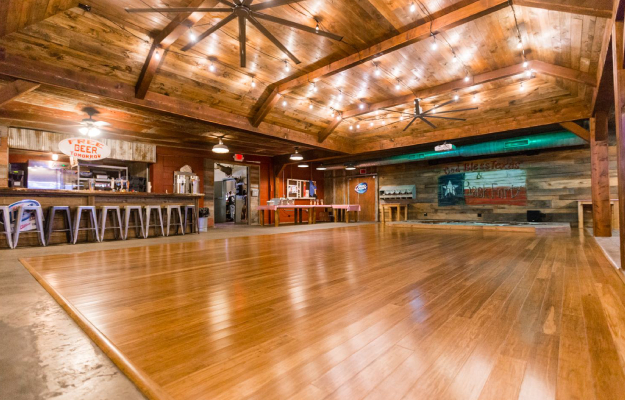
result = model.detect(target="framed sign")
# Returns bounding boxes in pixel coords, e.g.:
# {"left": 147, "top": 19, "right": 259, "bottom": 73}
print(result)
{"left": 58, "top": 138, "right": 111, "bottom": 160}
{"left": 355, "top": 182, "right": 368, "bottom": 194}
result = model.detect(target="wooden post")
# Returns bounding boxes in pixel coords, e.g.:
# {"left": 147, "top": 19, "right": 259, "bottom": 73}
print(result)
{"left": 612, "top": 20, "right": 625, "bottom": 271}
{"left": 590, "top": 113, "right": 612, "bottom": 237}
{"left": 0, "top": 125, "right": 9, "bottom": 188}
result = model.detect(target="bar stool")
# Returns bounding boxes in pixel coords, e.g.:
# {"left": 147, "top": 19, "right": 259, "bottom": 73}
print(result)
{"left": 164, "top": 205, "right": 184, "bottom": 236}
{"left": 144, "top": 205, "right": 164, "bottom": 238}
{"left": 183, "top": 205, "right": 198, "bottom": 234}
{"left": 0, "top": 206, "right": 14, "bottom": 249}
{"left": 98, "top": 206, "right": 123, "bottom": 242}
{"left": 73, "top": 206, "right": 100, "bottom": 244}
{"left": 45, "top": 206, "right": 73, "bottom": 245}
{"left": 123, "top": 205, "right": 145, "bottom": 240}
{"left": 13, "top": 205, "right": 46, "bottom": 248}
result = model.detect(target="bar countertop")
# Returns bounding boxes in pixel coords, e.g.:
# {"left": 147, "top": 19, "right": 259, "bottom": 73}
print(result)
{"left": 0, "top": 188, "right": 204, "bottom": 197}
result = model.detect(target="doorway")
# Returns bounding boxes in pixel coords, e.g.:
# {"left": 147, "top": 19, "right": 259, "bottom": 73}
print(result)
{"left": 214, "top": 163, "right": 249, "bottom": 226}
{"left": 348, "top": 176, "right": 377, "bottom": 221}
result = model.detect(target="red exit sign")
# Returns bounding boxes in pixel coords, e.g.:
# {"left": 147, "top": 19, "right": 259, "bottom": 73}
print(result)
{"left": 233, "top": 154, "right": 244, "bottom": 162}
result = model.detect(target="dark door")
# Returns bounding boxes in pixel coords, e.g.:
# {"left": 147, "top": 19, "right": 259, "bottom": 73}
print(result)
{"left": 349, "top": 176, "right": 376, "bottom": 221}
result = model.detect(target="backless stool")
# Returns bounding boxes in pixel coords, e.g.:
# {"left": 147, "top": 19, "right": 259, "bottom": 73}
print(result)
{"left": 123, "top": 205, "right": 145, "bottom": 240}
{"left": 73, "top": 206, "right": 100, "bottom": 244}
{"left": 0, "top": 206, "right": 14, "bottom": 249}
{"left": 45, "top": 206, "right": 73, "bottom": 245}
{"left": 164, "top": 205, "right": 184, "bottom": 236}
{"left": 13, "top": 205, "right": 46, "bottom": 248}
{"left": 183, "top": 205, "right": 198, "bottom": 234}
{"left": 144, "top": 205, "right": 164, "bottom": 238}
{"left": 98, "top": 206, "right": 123, "bottom": 242}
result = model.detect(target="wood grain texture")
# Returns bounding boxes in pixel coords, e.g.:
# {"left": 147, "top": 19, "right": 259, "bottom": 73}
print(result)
{"left": 590, "top": 112, "right": 611, "bottom": 236}
{"left": 20, "top": 225, "right": 625, "bottom": 400}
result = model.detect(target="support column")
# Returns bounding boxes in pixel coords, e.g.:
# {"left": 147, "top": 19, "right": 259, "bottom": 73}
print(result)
{"left": 590, "top": 113, "right": 612, "bottom": 237}
{"left": 612, "top": 20, "right": 625, "bottom": 271}
{"left": 0, "top": 125, "right": 8, "bottom": 188}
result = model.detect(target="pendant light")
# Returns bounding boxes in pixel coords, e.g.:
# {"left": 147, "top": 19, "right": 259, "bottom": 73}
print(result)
{"left": 316, "top": 164, "right": 327, "bottom": 170}
{"left": 212, "top": 138, "right": 229, "bottom": 154}
{"left": 345, "top": 163, "right": 356, "bottom": 171}
{"left": 298, "top": 163, "right": 309, "bottom": 168}
{"left": 290, "top": 147, "right": 303, "bottom": 161}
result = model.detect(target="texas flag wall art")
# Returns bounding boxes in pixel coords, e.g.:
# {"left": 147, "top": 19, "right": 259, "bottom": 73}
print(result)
{"left": 438, "top": 170, "right": 527, "bottom": 207}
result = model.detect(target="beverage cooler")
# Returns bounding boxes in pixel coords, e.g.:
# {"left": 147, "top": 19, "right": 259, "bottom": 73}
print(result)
{"left": 26, "top": 160, "right": 77, "bottom": 190}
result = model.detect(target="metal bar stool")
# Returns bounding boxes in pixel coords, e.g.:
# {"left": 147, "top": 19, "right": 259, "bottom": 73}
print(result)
{"left": 13, "top": 205, "right": 46, "bottom": 248}
{"left": 183, "top": 205, "right": 198, "bottom": 234}
{"left": 123, "top": 205, "right": 145, "bottom": 240}
{"left": 144, "top": 205, "right": 164, "bottom": 238}
{"left": 0, "top": 206, "right": 14, "bottom": 249}
{"left": 164, "top": 205, "right": 184, "bottom": 236}
{"left": 73, "top": 206, "right": 100, "bottom": 244}
{"left": 45, "top": 206, "right": 73, "bottom": 245}
{"left": 98, "top": 206, "right": 123, "bottom": 242}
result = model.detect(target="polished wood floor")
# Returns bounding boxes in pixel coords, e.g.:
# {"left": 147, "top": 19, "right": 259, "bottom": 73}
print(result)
{"left": 21, "top": 225, "right": 625, "bottom": 400}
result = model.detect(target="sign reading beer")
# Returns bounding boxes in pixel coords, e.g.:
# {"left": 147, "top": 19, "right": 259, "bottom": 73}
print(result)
{"left": 438, "top": 170, "right": 527, "bottom": 206}
{"left": 58, "top": 138, "right": 110, "bottom": 160}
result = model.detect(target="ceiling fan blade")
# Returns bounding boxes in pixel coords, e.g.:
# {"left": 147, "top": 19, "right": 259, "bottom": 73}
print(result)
{"left": 434, "top": 107, "right": 479, "bottom": 114}
{"left": 246, "top": 15, "right": 301, "bottom": 64}
{"left": 426, "top": 115, "right": 466, "bottom": 121}
{"left": 94, "top": 121, "right": 110, "bottom": 127}
{"left": 241, "top": 0, "right": 254, "bottom": 5}
{"left": 403, "top": 117, "right": 418, "bottom": 132}
{"left": 125, "top": 7, "right": 232, "bottom": 13}
{"left": 422, "top": 99, "right": 455, "bottom": 115}
{"left": 419, "top": 116, "right": 437, "bottom": 129}
{"left": 220, "top": 1, "right": 237, "bottom": 6}
{"left": 251, "top": 0, "right": 307, "bottom": 11}
{"left": 182, "top": 13, "right": 237, "bottom": 51}
{"left": 238, "top": 15, "right": 246, "bottom": 68}
{"left": 251, "top": 12, "right": 343, "bottom": 41}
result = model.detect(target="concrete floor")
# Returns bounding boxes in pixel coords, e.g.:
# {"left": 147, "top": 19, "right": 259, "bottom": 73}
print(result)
{"left": 0, "top": 222, "right": 372, "bottom": 400}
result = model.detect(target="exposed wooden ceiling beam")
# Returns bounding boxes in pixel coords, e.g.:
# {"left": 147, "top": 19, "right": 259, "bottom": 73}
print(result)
{"left": 513, "top": 0, "right": 614, "bottom": 18}
{"left": 317, "top": 60, "right": 596, "bottom": 143}
{"left": 250, "top": 0, "right": 509, "bottom": 127}
{"left": 0, "top": 48, "right": 352, "bottom": 154}
{"left": 559, "top": 121, "right": 590, "bottom": 141}
{"left": 0, "top": 2, "right": 79, "bottom": 38}
{"left": 0, "top": 80, "right": 40, "bottom": 107}
{"left": 135, "top": 0, "right": 217, "bottom": 99}
{"left": 356, "top": 105, "right": 591, "bottom": 152}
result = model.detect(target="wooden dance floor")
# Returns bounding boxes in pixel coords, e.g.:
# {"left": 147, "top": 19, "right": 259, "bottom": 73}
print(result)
{"left": 21, "top": 225, "right": 625, "bottom": 400}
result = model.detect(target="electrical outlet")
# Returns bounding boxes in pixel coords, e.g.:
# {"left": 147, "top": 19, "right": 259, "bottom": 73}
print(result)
{"left": 423, "top": 213, "right": 428, "bottom": 217}
{"left": 477, "top": 213, "right": 482, "bottom": 218}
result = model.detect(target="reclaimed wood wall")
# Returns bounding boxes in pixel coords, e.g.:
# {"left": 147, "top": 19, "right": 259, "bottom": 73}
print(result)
{"left": 326, "top": 146, "right": 618, "bottom": 227}
{"left": 0, "top": 125, "right": 8, "bottom": 187}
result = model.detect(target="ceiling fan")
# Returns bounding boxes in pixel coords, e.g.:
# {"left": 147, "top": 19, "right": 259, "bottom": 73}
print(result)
{"left": 384, "top": 99, "right": 477, "bottom": 131}
{"left": 126, "top": 0, "right": 343, "bottom": 68}
{"left": 69, "top": 107, "right": 109, "bottom": 137}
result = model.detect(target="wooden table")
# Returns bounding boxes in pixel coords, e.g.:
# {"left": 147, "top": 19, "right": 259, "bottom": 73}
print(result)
{"left": 380, "top": 203, "right": 409, "bottom": 223}
{"left": 258, "top": 204, "right": 361, "bottom": 227}
{"left": 576, "top": 199, "right": 619, "bottom": 230}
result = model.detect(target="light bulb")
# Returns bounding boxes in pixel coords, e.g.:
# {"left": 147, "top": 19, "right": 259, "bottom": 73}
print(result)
{"left": 523, "top": 61, "right": 528, "bottom": 68}
{"left": 452, "top": 55, "right": 458, "bottom": 63}
{"left": 349, "top": 125, "right": 353, "bottom": 130}
{"left": 395, "top": 83, "right": 401, "bottom": 90}
{"left": 431, "top": 37, "right": 438, "bottom": 51}
{"left": 336, "top": 114, "right": 342, "bottom": 120}
{"left": 88, "top": 127, "right": 100, "bottom": 137}
{"left": 472, "top": 94, "right": 478, "bottom": 102}
{"left": 209, "top": 63, "right": 215, "bottom": 72}
{"left": 315, "top": 23, "right": 319, "bottom": 33}
{"left": 189, "top": 32, "right": 196, "bottom": 42}
{"left": 400, "top": 115, "right": 404, "bottom": 121}
{"left": 517, "top": 40, "right": 523, "bottom": 49}
{"left": 359, "top": 103, "right": 365, "bottom": 110}
{"left": 369, "top": 122, "right": 374, "bottom": 127}
{"left": 282, "top": 100, "right": 287, "bottom": 107}
{"left": 52, "top": 154, "right": 59, "bottom": 161}
{"left": 464, "top": 75, "right": 470, "bottom": 82}
{"left": 410, "top": 3, "right": 416, "bottom": 12}
{"left": 526, "top": 69, "right": 532, "bottom": 78}
{"left": 454, "top": 94, "right": 459, "bottom": 101}
{"left": 356, "top": 124, "right": 360, "bottom": 129}
{"left": 313, "top": 84, "right": 318, "bottom": 92}
{"left": 520, "top": 82, "right": 525, "bottom": 91}
{"left": 338, "top": 90, "right": 344, "bottom": 101}
{"left": 154, "top": 51, "right": 160, "bottom": 60}
{"left": 374, "top": 67, "right": 381, "bottom": 77}
{"left": 309, "top": 103, "right": 313, "bottom": 110}
{"left": 79, "top": 127, "right": 88, "bottom": 135}
{"left": 284, "top": 61, "right": 290, "bottom": 71}
{"left": 251, "top": 79, "right": 256, "bottom": 88}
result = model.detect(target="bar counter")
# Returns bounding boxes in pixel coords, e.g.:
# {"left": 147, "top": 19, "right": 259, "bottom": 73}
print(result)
{"left": 0, "top": 188, "right": 204, "bottom": 247}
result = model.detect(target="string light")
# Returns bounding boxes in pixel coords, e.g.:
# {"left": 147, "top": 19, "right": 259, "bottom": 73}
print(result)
{"left": 336, "top": 113, "right": 342, "bottom": 120}
{"left": 430, "top": 34, "right": 438, "bottom": 51}
{"left": 338, "top": 90, "right": 344, "bottom": 101}
{"left": 209, "top": 63, "right": 215, "bottom": 72}
{"left": 251, "top": 78, "right": 256, "bottom": 88}
{"left": 359, "top": 103, "right": 365, "bottom": 110}
{"left": 526, "top": 69, "right": 533, "bottom": 78}
{"left": 374, "top": 64, "right": 381, "bottom": 77}
{"left": 523, "top": 60, "right": 528, "bottom": 68}
{"left": 472, "top": 94, "right": 478, "bottom": 102}
{"left": 452, "top": 54, "right": 458, "bottom": 63}
{"left": 464, "top": 74, "right": 470, "bottom": 82}
{"left": 349, "top": 125, "right": 353, "bottom": 130}
{"left": 309, "top": 102, "right": 313, "bottom": 110}
{"left": 282, "top": 99, "right": 287, "bottom": 107}
{"left": 517, "top": 39, "right": 523, "bottom": 49}
{"left": 454, "top": 94, "right": 459, "bottom": 101}
{"left": 395, "top": 82, "right": 401, "bottom": 90}
{"left": 284, "top": 60, "right": 290, "bottom": 72}
{"left": 356, "top": 124, "right": 360, "bottom": 129}
{"left": 315, "top": 19, "right": 319, "bottom": 33}
{"left": 154, "top": 51, "right": 161, "bottom": 60}
{"left": 520, "top": 81, "right": 525, "bottom": 91}
{"left": 189, "top": 31, "right": 197, "bottom": 42}
{"left": 369, "top": 122, "right": 374, "bottom": 127}
{"left": 410, "top": 3, "right": 416, "bottom": 12}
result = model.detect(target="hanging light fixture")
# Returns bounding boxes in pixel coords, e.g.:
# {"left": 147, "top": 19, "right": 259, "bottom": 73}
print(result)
{"left": 316, "top": 164, "right": 327, "bottom": 171}
{"left": 212, "top": 138, "right": 229, "bottom": 154}
{"left": 410, "top": 3, "right": 416, "bottom": 12}
{"left": 298, "top": 163, "right": 309, "bottom": 168}
{"left": 345, "top": 163, "right": 356, "bottom": 171}
{"left": 290, "top": 147, "right": 303, "bottom": 161}
{"left": 430, "top": 34, "right": 438, "bottom": 51}
{"left": 251, "top": 78, "right": 256, "bottom": 88}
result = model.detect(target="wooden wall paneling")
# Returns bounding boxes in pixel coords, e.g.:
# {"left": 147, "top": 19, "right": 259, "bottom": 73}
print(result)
{"left": 612, "top": 19, "right": 625, "bottom": 273}
{"left": 132, "top": 142, "right": 156, "bottom": 163}
{"left": 590, "top": 112, "right": 612, "bottom": 236}
{"left": 203, "top": 158, "right": 214, "bottom": 227}
{"left": 248, "top": 165, "right": 260, "bottom": 225}
{"left": 0, "top": 124, "right": 8, "bottom": 187}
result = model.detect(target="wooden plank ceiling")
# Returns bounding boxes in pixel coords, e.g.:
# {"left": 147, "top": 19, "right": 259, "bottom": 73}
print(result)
{"left": 0, "top": 0, "right": 614, "bottom": 156}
